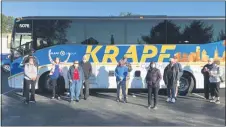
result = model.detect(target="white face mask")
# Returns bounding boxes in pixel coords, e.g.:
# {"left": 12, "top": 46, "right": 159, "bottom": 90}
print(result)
{"left": 151, "top": 64, "right": 156, "bottom": 68}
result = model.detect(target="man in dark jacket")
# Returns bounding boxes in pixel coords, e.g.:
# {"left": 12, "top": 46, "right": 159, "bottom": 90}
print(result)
{"left": 201, "top": 58, "right": 214, "bottom": 100}
{"left": 163, "top": 58, "right": 179, "bottom": 103}
{"left": 68, "top": 61, "right": 85, "bottom": 102}
{"left": 79, "top": 55, "right": 92, "bottom": 100}
{"left": 174, "top": 56, "right": 183, "bottom": 99}
{"left": 145, "top": 62, "right": 162, "bottom": 109}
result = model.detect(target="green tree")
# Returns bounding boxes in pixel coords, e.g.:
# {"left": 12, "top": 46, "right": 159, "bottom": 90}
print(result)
{"left": 181, "top": 20, "right": 213, "bottom": 44}
{"left": 119, "top": 12, "right": 139, "bottom": 16}
{"left": 0, "top": 13, "right": 14, "bottom": 33}
{"left": 142, "top": 20, "right": 181, "bottom": 44}
{"left": 217, "top": 29, "right": 226, "bottom": 41}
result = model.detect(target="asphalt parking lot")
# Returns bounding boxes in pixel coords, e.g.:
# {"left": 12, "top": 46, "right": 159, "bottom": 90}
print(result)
{"left": 1, "top": 71, "right": 225, "bottom": 126}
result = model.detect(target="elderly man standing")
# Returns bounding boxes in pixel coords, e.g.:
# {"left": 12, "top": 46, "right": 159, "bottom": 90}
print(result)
{"left": 119, "top": 56, "right": 132, "bottom": 100}
{"left": 79, "top": 55, "right": 92, "bottom": 100}
{"left": 68, "top": 60, "right": 85, "bottom": 102}
{"left": 115, "top": 60, "right": 129, "bottom": 103}
{"left": 163, "top": 58, "right": 179, "bottom": 103}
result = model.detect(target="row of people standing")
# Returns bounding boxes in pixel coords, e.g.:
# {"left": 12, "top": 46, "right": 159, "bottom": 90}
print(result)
{"left": 23, "top": 55, "right": 92, "bottom": 104}
{"left": 23, "top": 54, "right": 222, "bottom": 106}
{"left": 49, "top": 55, "right": 92, "bottom": 102}
{"left": 114, "top": 56, "right": 183, "bottom": 109}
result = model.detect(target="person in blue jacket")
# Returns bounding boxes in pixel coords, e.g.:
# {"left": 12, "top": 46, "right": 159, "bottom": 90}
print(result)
{"left": 115, "top": 60, "right": 128, "bottom": 103}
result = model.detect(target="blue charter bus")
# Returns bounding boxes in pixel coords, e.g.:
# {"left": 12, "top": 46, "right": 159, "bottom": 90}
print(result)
{"left": 8, "top": 16, "right": 225, "bottom": 96}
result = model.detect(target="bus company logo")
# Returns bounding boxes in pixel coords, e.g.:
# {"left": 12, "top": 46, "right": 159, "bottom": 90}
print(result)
{"left": 19, "top": 24, "right": 30, "bottom": 28}
{"left": 49, "top": 50, "right": 76, "bottom": 56}
{"left": 48, "top": 49, "right": 76, "bottom": 63}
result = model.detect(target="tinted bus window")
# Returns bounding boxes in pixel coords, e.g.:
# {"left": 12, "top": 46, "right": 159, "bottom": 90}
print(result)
{"left": 168, "top": 19, "right": 225, "bottom": 44}
{"left": 84, "top": 20, "right": 126, "bottom": 45}
{"left": 33, "top": 19, "right": 73, "bottom": 49}
{"left": 126, "top": 19, "right": 166, "bottom": 44}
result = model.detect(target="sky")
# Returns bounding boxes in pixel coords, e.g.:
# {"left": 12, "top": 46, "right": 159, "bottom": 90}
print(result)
{"left": 1, "top": 1, "right": 225, "bottom": 17}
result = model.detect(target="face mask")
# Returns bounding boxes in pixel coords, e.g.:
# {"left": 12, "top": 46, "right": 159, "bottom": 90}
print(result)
{"left": 150, "top": 64, "right": 156, "bottom": 68}
{"left": 74, "top": 64, "right": 78, "bottom": 68}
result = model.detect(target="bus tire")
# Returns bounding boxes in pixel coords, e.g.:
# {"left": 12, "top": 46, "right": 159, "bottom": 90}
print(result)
{"left": 2, "top": 64, "right": 10, "bottom": 73}
{"left": 178, "top": 72, "right": 195, "bottom": 96}
{"left": 57, "top": 76, "right": 66, "bottom": 95}
{"left": 38, "top": 72, "right": 51, "bottom": 93}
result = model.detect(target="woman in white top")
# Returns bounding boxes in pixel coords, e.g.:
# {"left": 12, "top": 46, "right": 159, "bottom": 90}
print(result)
{"left": 209, "top": 60, "right": 222, "bottom": 104}
{"left": 24, "top": 56, "right": 38, "bottom": 104}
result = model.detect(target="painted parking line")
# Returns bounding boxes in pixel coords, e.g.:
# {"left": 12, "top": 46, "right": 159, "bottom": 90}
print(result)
{"left": 192, "top": 93, "right": 206, "bottom": 99}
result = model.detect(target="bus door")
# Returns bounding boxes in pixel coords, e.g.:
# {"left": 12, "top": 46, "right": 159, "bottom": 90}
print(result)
{"left": 9, "top": 19, "right": 33, "bottom": 88}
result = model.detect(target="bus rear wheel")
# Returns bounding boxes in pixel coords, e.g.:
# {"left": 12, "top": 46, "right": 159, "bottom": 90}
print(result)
{"left": 178, "top": 72, "right": 195, "bottom": 96}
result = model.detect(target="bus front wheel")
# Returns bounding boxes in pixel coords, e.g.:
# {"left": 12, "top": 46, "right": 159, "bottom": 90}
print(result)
{"left": 38, "top": 72, "right": 66, "bottom": 95}
{"left": 178, "top": 72, "right": 195, "bottom": 96}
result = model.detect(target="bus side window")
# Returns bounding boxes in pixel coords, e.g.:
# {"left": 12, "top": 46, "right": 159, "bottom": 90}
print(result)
{"left": 108, "top": 70, "right": 115, "bottom": 77}
{"left": 134, "top": 70, "right": 141, "bottom": 77}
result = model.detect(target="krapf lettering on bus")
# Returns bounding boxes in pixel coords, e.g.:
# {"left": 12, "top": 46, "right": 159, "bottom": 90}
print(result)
{"left": 85, "top": 45, "right": 176, "bottom": 63}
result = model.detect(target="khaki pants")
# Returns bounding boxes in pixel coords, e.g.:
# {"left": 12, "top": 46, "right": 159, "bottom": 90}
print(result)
{"left": 120, "top": 78, "right": 129, "bottom": 99}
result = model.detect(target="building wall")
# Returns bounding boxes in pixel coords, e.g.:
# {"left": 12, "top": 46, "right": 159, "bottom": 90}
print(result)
{"left": 1, "top": 34, "right": 11, "bottom": 54}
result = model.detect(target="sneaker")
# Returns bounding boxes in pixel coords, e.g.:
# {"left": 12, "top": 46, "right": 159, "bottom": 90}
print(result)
{"left": 57, "top": 96, "right": 61, "bottom": 100}
{"left": 116, "top": 98, "right": 120, "bottom": 102}
{"left": 76, "top": 100, "right": 79, "bottom": 102}
{"left": 166, "top": 98, "right": 171, "bottom": 102}
{"left": 24, "top": 100, "right": 29, "bottom": 104}
{"left": 148, "top": 105, "right": 151, "bottom": 110}
{"left": 51, "top": 97, "right": 55, "bottom": 99}
{"left": 132, "top": 94, "right": 136, "bottom": 97}
{"left": 171, "top": 98, "right": 176, "bottom": 103}
{"left": 123, "top": 100, "right": 127, "bottom": 103}
{"left": 29, "top": 100, "right": 36, "bottom": 103}
{"left": 215, "top": 100, "right": 220, "bottom": 104}
{"left": 210, "top": 99, "right": 215, "bottom": 103}
{"left": 152, "top": 106, "right": 158, "bottom": 110}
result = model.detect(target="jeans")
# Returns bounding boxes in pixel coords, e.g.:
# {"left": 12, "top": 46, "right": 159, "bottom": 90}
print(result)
{"left": 120, "top": 78, "right": 129, "bottom": 98}
{"left": 117, "top": 80, "right": 126, "bottom": 100}
{"left": 167, "top": 85, "right": 175, "bottom": 98}
{"left": 71, "top": 80, "right": 82, "bottom": 100}
{"left": 24, "top": 78, "right": 36, "bottom": 102}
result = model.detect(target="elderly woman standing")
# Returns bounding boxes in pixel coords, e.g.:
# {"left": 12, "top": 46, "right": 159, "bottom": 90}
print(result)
{"left": 49, "top": 57, "right": 63, "bottom": 100}
{"left": 24, "top": 56, "right": 38, "bottom": 104}
{"left": 209, "top": 60, "right": 222, "bottom": 104}
{"left": 145, "top": 62, "right": 162, "bottom": 109}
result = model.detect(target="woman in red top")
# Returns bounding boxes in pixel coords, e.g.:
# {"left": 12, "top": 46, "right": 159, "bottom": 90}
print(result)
{"left": 68, "top": 61, "right": 85, "bottom": 102}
